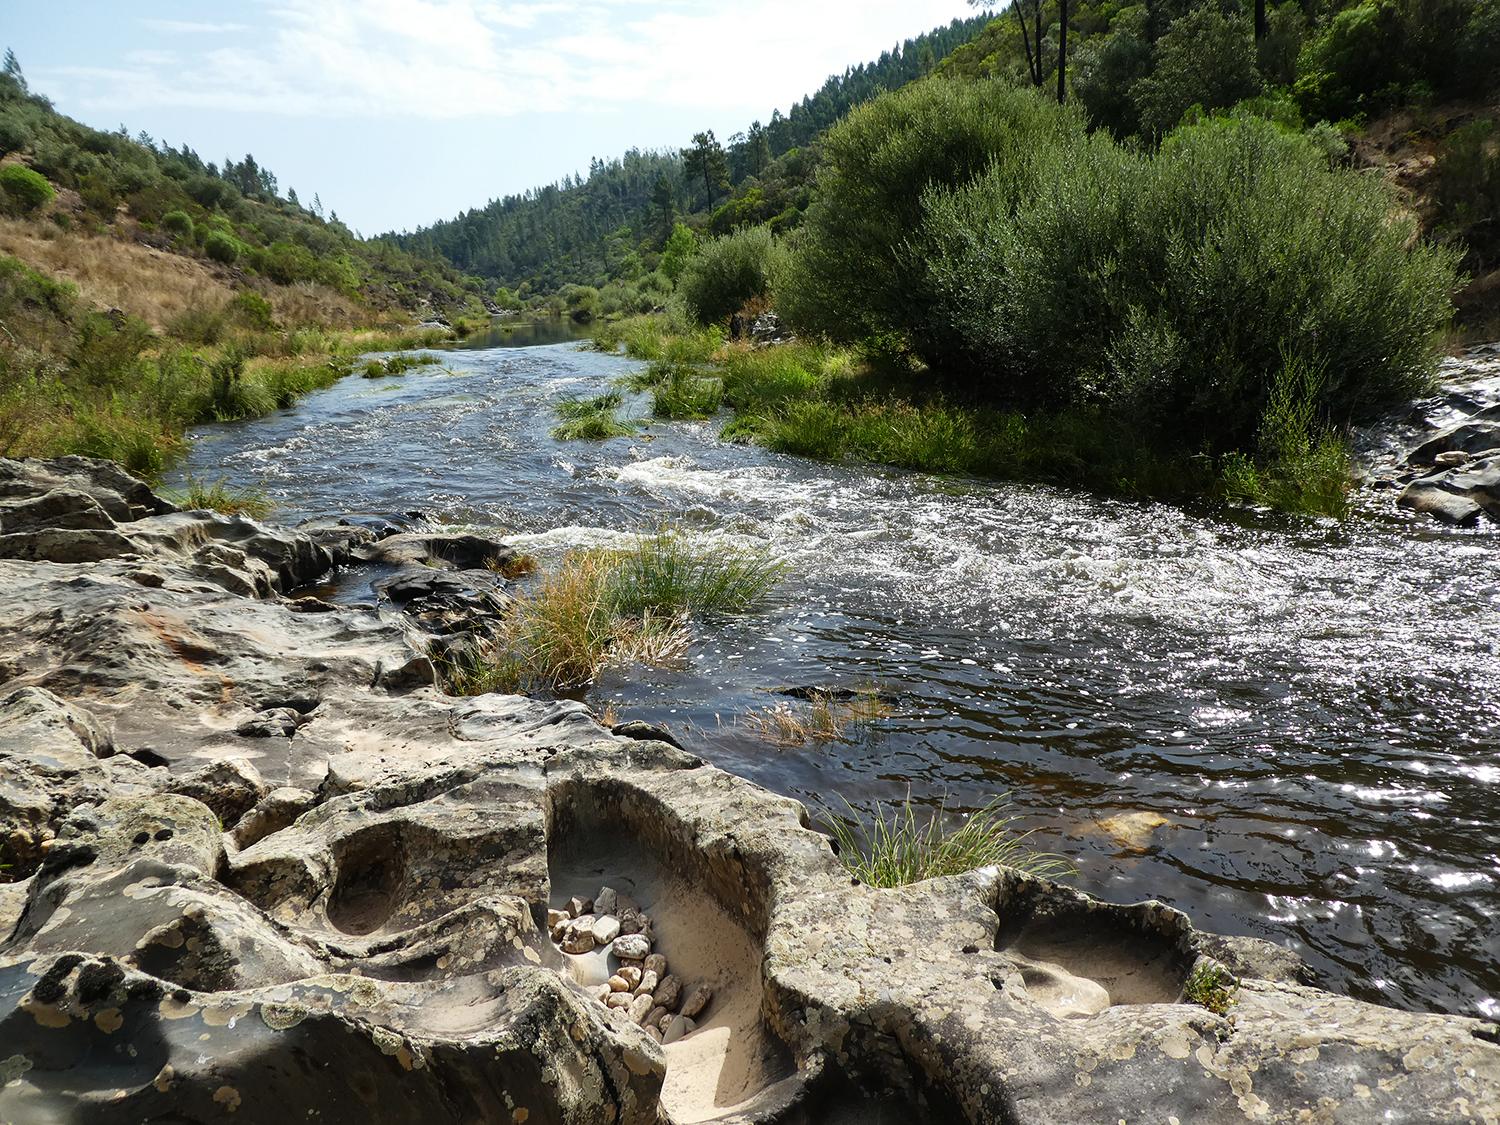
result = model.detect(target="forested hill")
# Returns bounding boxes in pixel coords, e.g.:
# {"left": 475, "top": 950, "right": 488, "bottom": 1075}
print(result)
{"left": 389, "top": 14, "right": 992, "bottom": 293}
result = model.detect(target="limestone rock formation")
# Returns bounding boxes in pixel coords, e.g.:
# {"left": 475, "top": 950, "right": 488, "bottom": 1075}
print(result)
{"left": 0, "top": 457, "right": 1495, "bottom": 1123}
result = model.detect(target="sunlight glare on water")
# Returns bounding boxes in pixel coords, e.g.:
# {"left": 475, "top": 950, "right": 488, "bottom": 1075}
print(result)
{"left": 169, "top": 337, "right": 1500, "bottom": 1020}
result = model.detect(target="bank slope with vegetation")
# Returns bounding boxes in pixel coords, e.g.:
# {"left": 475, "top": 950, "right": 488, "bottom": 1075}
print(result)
{"left": 552, "top": 0, "right": 1494, "bottom": 517}
{"left": 0, "top": 51, "right": 493, "bottom": 475}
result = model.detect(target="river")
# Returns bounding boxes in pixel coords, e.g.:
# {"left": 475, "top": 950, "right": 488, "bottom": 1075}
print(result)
{"left": 168, "top": 331, "right": 1500, "bottom": 1022}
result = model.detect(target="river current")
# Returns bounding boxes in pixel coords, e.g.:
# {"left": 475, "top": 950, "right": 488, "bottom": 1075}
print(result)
{"left": 170, "top": 334, "right": 1500, "bottom": 1021}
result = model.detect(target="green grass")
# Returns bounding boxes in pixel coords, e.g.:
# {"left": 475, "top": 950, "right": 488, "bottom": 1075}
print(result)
{"left": 551, "top": 391, "right": 641, "bottom": 440}
{"left": 361, "top": 353, "right": 443, "bottom": 378}
{"left": 591, "top": 313, "right": 722, "bottom": 363}
{"left": 823, "top": 794, "right": 1074, "bottom": 888}
{"left": 650, "top": 365, "right": 724, "bottom": 420}
{"left": 436, "top": 530, "right": 785, "bottom": 697}
{"left": 605, "top": 531, "right": 786, "bottom": 616}
{"left": 1184, "top": 961, "right": 1237, "bottom": 1015}
{"left": 168, "top": 477, "right": 272, "bottom": 518}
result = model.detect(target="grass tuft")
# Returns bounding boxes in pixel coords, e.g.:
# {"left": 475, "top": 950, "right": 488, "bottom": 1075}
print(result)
{"left": 743, "top": 687, "right": 892, "bottom": 747}
{"left": 823, "top": 794, "right": 1074, "bottom": 888}
{"left": 169, "top": 477, "right": 272, "bottom": 518}
{"left": 605, "top": 530, "right": 786, "bottom": 617}
{"left": 651, "top": 365, "right": 724, "bottom": 420}
{"left": 436, "top": 530, "right": 783, "bottom": 697}
{"left": 361, "top": 352, "right": 443, "bottom": 378}
{"left": 551, "top": 392, "right": 641, "bottom": 440}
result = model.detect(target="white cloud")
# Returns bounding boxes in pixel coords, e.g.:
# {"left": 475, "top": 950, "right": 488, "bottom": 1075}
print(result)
{"left": 141, "top": 19, "right": 252, "bottom": 34}
{"left": 53, "top": 0, "right": 971, "bottom": 121}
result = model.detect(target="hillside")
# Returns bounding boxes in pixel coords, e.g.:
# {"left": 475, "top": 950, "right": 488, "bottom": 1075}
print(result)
{"left": 390, "top": 15, "right": 992, "bottom": 295}
{"left": 0, "top": 53, "right": 488, "bottom": 475}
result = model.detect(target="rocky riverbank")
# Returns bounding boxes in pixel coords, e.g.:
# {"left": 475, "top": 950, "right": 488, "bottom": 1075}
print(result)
{"left": 0, "top": 457, "right": 1497, "bottom": 1123}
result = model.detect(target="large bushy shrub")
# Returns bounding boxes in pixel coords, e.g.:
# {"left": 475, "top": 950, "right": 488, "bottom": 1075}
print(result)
{"left": 678, "top": 225, "right": 785, "bottom": 325}
{"left": 783, "top": 83, "right": 1458, "bottom": 450}
{"left": 0, "top": 163, "right": 53, "bottom": 214}
{"left": 203, "top": 230, "right": 242, "bottom": 265}
{"left": 779, "top": 81, "right": 1082, "bottom": 346}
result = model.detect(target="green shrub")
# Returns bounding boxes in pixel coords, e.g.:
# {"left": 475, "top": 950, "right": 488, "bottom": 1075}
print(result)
{"left": 229, "top": 290, "right": 276, "bottom": 330}
{"left": 678, "top": 225, "right": 785, "bottom": 325}
{"left": 160, "top": 209, "right": 194, "bottom": 239}
{"left": 0, "top": 164, "right": 54, "bottom": 214}
{"left": 779, "top": 81, "right": 1083, "bottom": 348}
{"left": 204, "top": 230, "right": 242, "bottom": 265}
{"left": 792, "top": 80, "right": 1458, "bottom": 451}
{"left": 551, "top": 391, "right": 640, "bottom": 440}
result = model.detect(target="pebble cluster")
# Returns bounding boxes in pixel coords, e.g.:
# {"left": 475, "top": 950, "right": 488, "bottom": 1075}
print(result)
{"left": 548, "top": 887, "right": 712, "bottom": 1045}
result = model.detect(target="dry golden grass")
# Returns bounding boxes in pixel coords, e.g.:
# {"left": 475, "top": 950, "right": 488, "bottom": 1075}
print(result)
{"left": 0, "top": 218, "right": 233, "bottom": 330}
{"left": 0, "top": 219, "right": 368, "bottom": 333}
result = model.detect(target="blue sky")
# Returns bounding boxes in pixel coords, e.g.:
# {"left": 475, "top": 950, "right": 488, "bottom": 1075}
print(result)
{"left": 6, "top": 1, "right": 976, "bottom": 234}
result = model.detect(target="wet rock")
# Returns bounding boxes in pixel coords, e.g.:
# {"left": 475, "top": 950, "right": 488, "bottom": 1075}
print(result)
{"left": 612, "top": 934, "right": 650, "bottom": 961}
{"left": 610, "top": 720, "right": 684, "bottom": 749}
{"left": 1435, "top": 449, "right": 1472, "bottom": 467}
{"left": 1399, "top": 455, "right": 1500, "bottom": 525}
{"left": 1408, "top": 420, "right": 1500, "bottom": 464}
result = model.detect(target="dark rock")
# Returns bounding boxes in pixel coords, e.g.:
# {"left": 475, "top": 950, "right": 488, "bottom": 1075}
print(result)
{"left": 1399, "top": 455, "right": 1500, "bottom": 525}
{"left": 1408, "top": 420, "right": 1500, "bottom": 465}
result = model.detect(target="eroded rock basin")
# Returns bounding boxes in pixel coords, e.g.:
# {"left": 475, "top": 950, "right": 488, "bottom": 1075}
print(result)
{"left": 0, "top": 457, "right": 1497, "bottom": 1123}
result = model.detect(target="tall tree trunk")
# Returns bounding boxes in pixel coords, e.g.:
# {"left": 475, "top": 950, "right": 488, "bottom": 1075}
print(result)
{"left": 1034, "top": 0, "right": 1045, "bottom": 87}
{"left": 1057, "top": 0, "right": 1068, "bottom": 104}
{"left": 1254, "top": 0, "right": 1268, "bottom": 40}
{"left": 1014, "top": 0, "right": 1038, "bottom": 88}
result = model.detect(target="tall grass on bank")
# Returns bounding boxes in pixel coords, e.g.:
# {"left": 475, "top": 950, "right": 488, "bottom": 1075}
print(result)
{"left": 0, "top": 249, "right": 459, "bottom": 477}
{"left": 591, "top": 313, "right": 722, "bottom": 364}
{"left": 436, "top": 531, "right": 786, "bottom": 696}
{"left": 824, "top": 794, "right": 1074, "bottom": 888}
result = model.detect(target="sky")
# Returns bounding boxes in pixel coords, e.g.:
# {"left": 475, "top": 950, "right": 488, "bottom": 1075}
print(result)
{"left": 6, "top": 0, "right": 976, "bottom": 234}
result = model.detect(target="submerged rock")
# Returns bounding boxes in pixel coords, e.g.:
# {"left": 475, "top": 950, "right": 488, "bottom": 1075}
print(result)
{"left": 0, "top": 457, "right": 1495, "bottom": 1124}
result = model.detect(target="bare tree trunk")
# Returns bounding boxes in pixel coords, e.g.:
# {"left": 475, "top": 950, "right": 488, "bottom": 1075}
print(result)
{"left": 1034, "top": 0, "right": 1045, "bottom": 87}
{"left": 1254, "top": 0, "right": 1268, "bottom": 40}
{"left": 1014, "top": 0, "right": 1038, "bottom": 87}
{"left": 1057, "top": 0, "right": 1068, "bottom": 103}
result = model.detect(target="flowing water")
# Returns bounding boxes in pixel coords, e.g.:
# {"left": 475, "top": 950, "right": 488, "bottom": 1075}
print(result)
{"left": 170, "top": 335, "right": 1500, "bottom": 1021}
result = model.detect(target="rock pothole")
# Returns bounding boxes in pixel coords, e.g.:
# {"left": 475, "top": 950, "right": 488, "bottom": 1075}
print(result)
{"left": 546, "top": 777, "right": 800, "bottom": 1124}
{"left": 993, "top": 877, "right": 1194, "bottom": 1018}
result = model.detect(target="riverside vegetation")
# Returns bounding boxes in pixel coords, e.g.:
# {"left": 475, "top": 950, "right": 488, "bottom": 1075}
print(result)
{"left": 0, "top": 53, "right": 494, "bottom": 478}
{"left": 586, "top": 80, "right": 1462, "bottom": 516}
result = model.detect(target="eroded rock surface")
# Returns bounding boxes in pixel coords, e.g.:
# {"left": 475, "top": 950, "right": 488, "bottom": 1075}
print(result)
{"left": 0, "top": 457, "right": 1496, "bottom": 1124}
